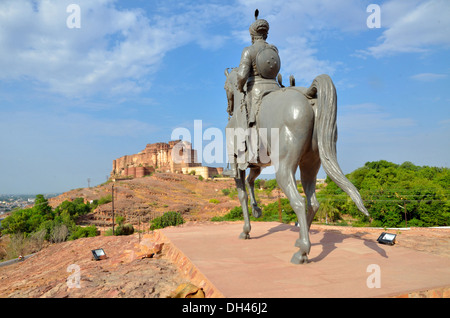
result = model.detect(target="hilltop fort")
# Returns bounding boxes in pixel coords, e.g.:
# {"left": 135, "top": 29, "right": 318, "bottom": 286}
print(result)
{"left": 111, "top": 140, "right": 223, "bottom": 180}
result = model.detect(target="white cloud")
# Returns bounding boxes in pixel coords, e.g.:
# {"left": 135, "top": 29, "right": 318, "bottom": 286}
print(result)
{"left": 4, "top": 0, "right": 446, "bottom": 101}
{"left": 363, "top": 0, "right": 450, "bottom": 57}
{"left": 279, "top": 36, "right": 337, "bottom": 86}
{"left": 0, "top": 0, "right": 162, "bottom": 97}
{"left": 0, "top": 0, "right": 237, "bottom": 98}
{"left": 236, "top": 0, "right": 369, "bottom": 34}
{"left": 0, "top": 0, "right": 381, "bottom": 99}
{"left": 410, "top": 73, "right": 448, "bottom": 82}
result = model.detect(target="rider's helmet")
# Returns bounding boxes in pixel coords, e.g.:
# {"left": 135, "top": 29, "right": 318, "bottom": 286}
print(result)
{"left": 249, "top": 9, "right": 269, "bottom": 38}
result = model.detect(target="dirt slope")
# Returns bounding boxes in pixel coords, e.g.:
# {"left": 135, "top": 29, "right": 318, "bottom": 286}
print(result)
{"left": 49, "top": 173, "right": 244, "bottom": 229}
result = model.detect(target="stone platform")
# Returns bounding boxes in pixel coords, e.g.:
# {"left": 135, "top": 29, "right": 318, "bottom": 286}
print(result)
{"left": 158, "top": 222, "right": 450, "bottom": 298}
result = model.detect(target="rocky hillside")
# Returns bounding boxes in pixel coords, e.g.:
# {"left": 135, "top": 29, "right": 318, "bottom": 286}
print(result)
{"left": 0, "top": 232, "right": 189, "bottom": 298}
{"left": 48, "top": 173, "right": 276, "bottom": 231}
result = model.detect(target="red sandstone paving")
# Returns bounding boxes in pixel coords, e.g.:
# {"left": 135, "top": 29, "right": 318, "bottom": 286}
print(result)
{"left": 160, "top": 222, "right": 450, "bottom": 298}
{"left": 0, "top": 222, "right": 448, "bottom": 298}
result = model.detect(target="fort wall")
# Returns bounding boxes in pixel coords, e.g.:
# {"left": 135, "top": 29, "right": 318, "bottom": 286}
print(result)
{"left": 181, "top": 166, "right": 224, "bottom": 180}
{"left": 111, "top": 140, "right": 222, "bottom": 179}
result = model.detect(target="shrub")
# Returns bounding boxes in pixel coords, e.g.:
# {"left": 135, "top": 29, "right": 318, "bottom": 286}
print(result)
{"left": 69, "top": 225, "right": 98, "bottom": 240}
{"left": 115, "top": 223, "right": 134, "bottom": 236}
{"left": 7, "top": 232, "right": 27, "bottom": 259}
{"left": 211, "top": 199, "right": 297, "bottom": 223}
{"left": 97, "top": 194, "right": 112, "bottom": 206}
{"left": 51, "top": 224, "right": 69, "bottom": 243}
{"left": 264, "top": 179, "right": 278, "bottom": 192}
{"left": 28, "top": 229, "right": 47, "bottom": 252}
{"left": 109, "top": 216, "right": 134, "bottom": 236}
{"left": 2, "top": 230, "right": 48, "bottom": 260}
{"left": 211, "top": 206, "right": 243, "bottom": 221}
{"left": 221, "top": 188, "right": 230, "bottom": 196}
{"left": 0, "top": 243, "right": 6, "bottom": 260}
{"left": 226, "top": 188, "right": 238, "bottom": 199}
{"left": 150, "top": 211, "right": 185, "bottom": 230}
{"left": 209, "top": 199, "right": 220, "bottom": 204}
{"left": 115, "top": 216, "right": 125, "bottom": 226}
{"left": 259, "top": 199, "right": 297, "bottom": 223}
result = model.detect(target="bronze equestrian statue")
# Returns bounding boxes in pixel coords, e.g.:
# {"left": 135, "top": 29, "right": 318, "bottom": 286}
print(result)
{"left": 223, "top": 10, "right": 369, "bottom": 264}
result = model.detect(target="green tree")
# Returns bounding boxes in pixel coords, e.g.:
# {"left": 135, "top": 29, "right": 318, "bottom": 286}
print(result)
{"left": 322, "top": 160, "right": 449, "bottom": 227}
{"left": 316, "top": 198, "right": 341, "bottom": 224}
{"left": 264, "top": 179, "right": 278, "bottom": 192}
{"left": 34, "top": 194, "right": 53, "bottom": 219}
{"left": 1, "top": 209, "right": 29, "bottom": 234}
{"left": 0, "top": 195, "right": 98, "bottom": 243}
{"left": 54, "top": 199, "right": 90, "bottom": 219}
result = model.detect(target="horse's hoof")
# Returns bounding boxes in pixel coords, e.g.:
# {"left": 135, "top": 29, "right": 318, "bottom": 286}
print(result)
{"left": 294, "top": 238, "right": 311, "bottom": 255}
{"left": 252, "top": 205, "right": 262, "bottom": 218}
{"left": 290, "top": 251, "right": 309, "bottom": 265}
{"left": 239, "top": 232, "right": 250, "bottom": 240}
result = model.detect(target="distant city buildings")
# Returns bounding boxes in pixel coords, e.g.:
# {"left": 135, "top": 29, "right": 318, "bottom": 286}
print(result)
{"left": 0, "top": 194, "right": 56, "bottom": 214}
{"left": 0, "top": 197, "right": 30, "bottom": 214}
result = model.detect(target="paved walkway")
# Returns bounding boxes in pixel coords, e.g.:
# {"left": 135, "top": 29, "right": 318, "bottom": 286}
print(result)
{"left": 160, "top": 222, "right": 450, "bottom": 298}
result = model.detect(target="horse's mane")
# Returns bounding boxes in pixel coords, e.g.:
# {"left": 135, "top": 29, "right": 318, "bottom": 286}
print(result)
{"left": 224, "top": 67, "right": 238, "bottom": 92}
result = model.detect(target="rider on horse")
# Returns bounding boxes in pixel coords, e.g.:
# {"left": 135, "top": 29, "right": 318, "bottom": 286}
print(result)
{"left": 223, "top": 10, "right": 281, "bottom": 178}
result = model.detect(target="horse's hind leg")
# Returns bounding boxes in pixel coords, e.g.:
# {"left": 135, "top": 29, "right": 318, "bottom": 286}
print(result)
{"left": 235, "top": 169, "right": 251, "bottom": 239}
{"left": 246, "top": 167, "right": 262, "bottom": 218}
{"left": 300, "top": 151, "right": 321, "bottom": 230}
{"left": 276, "top": 161, "right": 310, "bottom": 264}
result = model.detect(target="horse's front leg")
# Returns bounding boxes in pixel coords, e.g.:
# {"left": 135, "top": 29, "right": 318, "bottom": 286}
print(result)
{"left": 235, "top": 169, "right": 251, "bottom": 239}
{"left": 246, "top": 167, "right": 262, "bottom": 218}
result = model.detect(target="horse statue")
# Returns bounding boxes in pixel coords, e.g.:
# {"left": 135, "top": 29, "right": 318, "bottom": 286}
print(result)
{"left": 224, "top": 68, "right": 370, "bottom": 264}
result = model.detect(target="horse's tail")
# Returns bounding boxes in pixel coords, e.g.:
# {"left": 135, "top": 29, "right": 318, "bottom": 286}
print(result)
{"left": 311, "top": 74, "right": 369, "bottom": 217}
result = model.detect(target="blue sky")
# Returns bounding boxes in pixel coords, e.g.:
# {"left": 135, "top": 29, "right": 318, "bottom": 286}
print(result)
{"left": 0, "top": 0, "right": 449, "bottom": 194}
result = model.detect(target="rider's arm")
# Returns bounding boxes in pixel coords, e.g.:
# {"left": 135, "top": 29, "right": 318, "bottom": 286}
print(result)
{"left": 236, "top": 48, "right": 251, "bottom": 93}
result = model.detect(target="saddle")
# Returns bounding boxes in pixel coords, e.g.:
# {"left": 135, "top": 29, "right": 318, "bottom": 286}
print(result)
{"left": 230, "top": 75, "right": 317, "bottom": 170}
{"left": 254, "top": 74, "right": 317, "bottom": 123}
{"left": 247, "top": 75, "right": 318, "bottom": 166}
